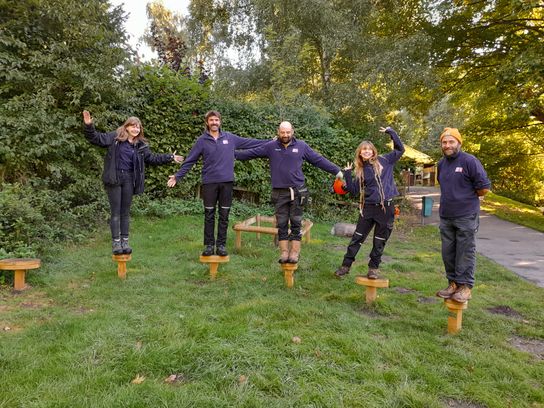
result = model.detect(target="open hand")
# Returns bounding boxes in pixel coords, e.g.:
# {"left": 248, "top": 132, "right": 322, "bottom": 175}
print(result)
{"left": 378, "top": 126, "right": 388, "bottom": 133}
{"left": 82, "top": 110, "right": 93, "bottom": 125}
{"left": 167, "top": 175, "right": 177, "bottom": 188}
{"left": 172, "top": 151, "right": 184, "bottom": 163}
{"left": 344, "top": 161, "right": 353, "bottom": 171}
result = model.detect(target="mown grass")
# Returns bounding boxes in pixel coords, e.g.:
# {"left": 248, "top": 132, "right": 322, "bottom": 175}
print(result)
{"left": 481, "top": 192, "right": 544, "bottom": 233}
{"left": 1, "top": 213, "right": 543, "bottom": 407}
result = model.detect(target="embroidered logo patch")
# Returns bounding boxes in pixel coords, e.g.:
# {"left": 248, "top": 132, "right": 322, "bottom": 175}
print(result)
{"left": 292, "top": 148, "right": 298, "bottom": 153}
{"left": 455, "top": 167, "right": 463, "bottom": 173}
{"left": 222, "top": 140, "right": 229, "bottom": 144}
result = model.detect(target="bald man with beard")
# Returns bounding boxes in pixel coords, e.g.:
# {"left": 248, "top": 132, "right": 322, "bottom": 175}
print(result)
{"left": 235, "top": 121, "right": 343, "bottom": 264}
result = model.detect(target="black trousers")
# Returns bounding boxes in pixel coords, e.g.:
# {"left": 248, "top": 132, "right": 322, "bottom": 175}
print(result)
{"left": 104, "top": 171, "right": 134, "bottom": 240}
{"left": 271, "top": 188, "right": 303, "bottom": 241}
{"left": 201, "top": 182, "right": 233, "bottom": 246}
{"left": 342, "top": 203, "right": 395, "bottom": 268}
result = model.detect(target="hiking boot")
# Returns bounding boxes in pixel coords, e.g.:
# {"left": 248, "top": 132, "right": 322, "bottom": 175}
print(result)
{"left": 112, "top": 239, "right": 123, "bottom": 255}
{"left": 202, "top": 245, "right": 214, "bottom": 256}
{"left": 278, "top": 240, "right": 289, "bottom": 264}
{"left": 216, "top": 245, "right": 228, "bottom": 257}
{"left": 287, "top": 240, "right": 301, "bottom": 263}
{"left": 334, "top": 265, "right": 350, "bottom": 278}
{"left": 451, "top": 285, "right": 472, "bottom": 303}
{"left": 436, "top": 281, "right": 458, "bottom": 299}
{"left": 121, "top": 238, "right": 132, "bottom": 254}
{"left": 367, "top": 268, "right": 379, "bottom": 279}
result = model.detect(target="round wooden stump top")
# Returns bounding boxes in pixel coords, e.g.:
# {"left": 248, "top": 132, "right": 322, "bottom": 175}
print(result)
{"left": 0, "top": 258, "right": 41, "bottom": 270}
{"left": 444, "top": 299, "right": 468, "bottom": 310}
{"left": 199, "top": 255, "right": 230, "bottom": 263}
{"left": 281, "top": 263, "right": 298, "bottom": 271}
{"left": 112, "top": 254, "right": 132, "bottom": 262}
{"left": 355, "top": 276, "right": 389, "bottom": 288}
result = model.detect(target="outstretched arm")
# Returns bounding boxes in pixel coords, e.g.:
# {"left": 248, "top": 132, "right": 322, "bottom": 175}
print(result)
{"left": 235, "top": 143, "right": 270, "bottom": 161}
{"left": 303, "top": 144, "right": 341, "bottom": 176}
{"left": 232, "top": 134, "right": 270, "bottom": 149}
{"left": 167, "top": 141, "right": 202, "bottom": 188}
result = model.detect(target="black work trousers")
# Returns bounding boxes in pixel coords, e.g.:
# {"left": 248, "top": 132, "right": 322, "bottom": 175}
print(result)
{"left": 201, "top": 182, "right": 233, "bottom": 246}
{"left": 272, "top": 188, "right": 303, "bottom": 241}
{"left": 104, "top": 170, "right": 134, "bottom": 240}
{"left": 341, "top": 202, "right": 395, "bottom": 269}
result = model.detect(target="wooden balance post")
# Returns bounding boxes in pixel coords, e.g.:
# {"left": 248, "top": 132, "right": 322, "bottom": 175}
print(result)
{"left": 355, "top": 275, "right": 389, "bottom": 304}
{"left": 112, "top": 254, "right": 132, "bottom": 280}
{"left": 280, "top": 263, "right": 298, "bottom": 288}
{"left": 444, "top": 299, "right": 468, "bottom": 334}
{"left": 232, "top": 214, "right": 313, "bottom": 250}
{"left": 199, "top": 255, "right": 230, "bottom": 280}
{"left": 0, "top": 258, "right": 41, "bottom": 291}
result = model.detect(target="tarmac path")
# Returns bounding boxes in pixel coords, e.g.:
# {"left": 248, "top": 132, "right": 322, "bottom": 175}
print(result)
{"left": 405, "top": 186, "right": 544, "bottom": 288}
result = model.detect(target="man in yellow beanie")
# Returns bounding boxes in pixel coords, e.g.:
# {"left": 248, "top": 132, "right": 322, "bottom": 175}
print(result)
{"left": 436, "top": 127, "right": 491, "bottom": 303}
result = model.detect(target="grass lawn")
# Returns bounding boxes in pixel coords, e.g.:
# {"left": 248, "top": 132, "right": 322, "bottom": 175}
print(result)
{"left": 1, "top": 213, "right": 543, "bottom": 407}
{"left": 481, "top": 193, "right": 544, "bottom": 233}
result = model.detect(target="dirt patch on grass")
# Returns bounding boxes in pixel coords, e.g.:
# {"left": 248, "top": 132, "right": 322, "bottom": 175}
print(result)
{"left": 394, "top": 287, "right": 417, "bottom": 294}
{"left": 443, "top": 398, "right": 487, "bottom": 408}
{"left": 510, "top": 336, "right": 544, "bottom": 360}
{"left": 418, "top": 296, "right": 439, "bottom": 304}
{"left": 486, "top": 305, "right": 523, "bottom": 319}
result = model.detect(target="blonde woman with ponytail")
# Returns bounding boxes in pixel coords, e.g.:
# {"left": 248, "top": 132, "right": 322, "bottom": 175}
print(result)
{"left": 334, "top": 126, "right": 404, "bottom": 279}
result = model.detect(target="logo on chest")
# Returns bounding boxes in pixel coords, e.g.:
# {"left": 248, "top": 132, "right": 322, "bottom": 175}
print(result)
{"left": 222, "top": 140, "right": 229, "bottom": 145}
{"left": 292, "top": 148, "right": 298, "bottom": 153}
{"left": 455, "top": 167, "right": 463, "bottom": 173}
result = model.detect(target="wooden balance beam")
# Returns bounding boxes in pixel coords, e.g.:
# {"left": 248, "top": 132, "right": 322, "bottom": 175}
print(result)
{"left": 0, "top": 258, "right": 41, "bottom": 291}
{"left": 232, "top": 214, "right": 313, "bottom": 250}
{"left": 199, "top": 255, "right": 230, "bottom": 280}
{"left": 280, "top": 263, "right": 298, "bottom": 288}
{"left": 112, "top": 254, "right": 131, "bottom": 280}
{"left": 444, "top": 299, "right": 468, "bottom": 334}
{"left": 355, "top": 276, "right": 389, "bottom": 304}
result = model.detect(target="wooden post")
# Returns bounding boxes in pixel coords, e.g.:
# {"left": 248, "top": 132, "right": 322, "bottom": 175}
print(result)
{"left": 112, "top": 254, "right": 131, "bottom": 280}
{"left": 444, "top": 299, "right": 468, "bottom": 334}
{"left": 235, "top": 230, "right": 242, "bottom": 250}
{"left": 280, "top": 263, "right": 298, "bottom": 288}
{"left": 0, "top": 258, "right": 41, "bottom": 291}
{"left": 199, "top": 255, "right": 230, "bottom": 280}
{"left": 355, "top": 276, "right": 389, "bottom": 304}
{"left": 256, "top": 214, "right": 261, "bottom": 240}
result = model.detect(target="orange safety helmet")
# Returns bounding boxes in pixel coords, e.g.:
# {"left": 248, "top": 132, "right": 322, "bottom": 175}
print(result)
{"left": 333, "top": 179, "right": 348, "bottom": 195}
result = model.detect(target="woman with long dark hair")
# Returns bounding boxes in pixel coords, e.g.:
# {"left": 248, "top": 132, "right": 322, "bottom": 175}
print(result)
{"left": 334, "top": 126, "right": 404, "bottom": 279}
{"left": 83, "top": 110, "right": 183, "bottom": 254}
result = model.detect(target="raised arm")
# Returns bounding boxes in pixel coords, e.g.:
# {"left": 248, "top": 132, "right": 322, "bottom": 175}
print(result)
{"left": 82, "top": 110, "right": 116, "bottom": 147}
{"left": 381, "top": 127, "right": 405, "bottom": 164}
{"left": 141, "top": 145, "right": 183, "bottom": 166}
{"left": 343, "top": 168, "right": 360, "bottom": 195}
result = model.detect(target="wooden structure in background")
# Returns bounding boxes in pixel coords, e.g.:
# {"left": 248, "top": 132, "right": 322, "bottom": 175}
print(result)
{"left": 0, "top": 258, "right": 41, "bottom": 291}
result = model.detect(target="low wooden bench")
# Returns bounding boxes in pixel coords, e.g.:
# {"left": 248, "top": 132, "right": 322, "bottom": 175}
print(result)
{"left": 444, "top": 299, "right": 468, "bottom": 334}
{"left": 200, "top": 255, "right": 229, "bottom": 280}
{"left": 112, "top": 254, "right": 131, "bottom": 280}
{"left": 355, "top": 275, "right": 389, "bottom": 304}
{"left": 0, "top": 258, "right": 41, "bottom": 291}
{"left": 232, "top": 215, "right": 313, "bottom": 250}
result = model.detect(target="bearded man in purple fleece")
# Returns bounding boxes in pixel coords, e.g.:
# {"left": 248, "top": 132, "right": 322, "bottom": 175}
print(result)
{"left": 435, "top": 127, "right": 491, "bottom": 303}
{"left": 167, "top": 111, "right": 268, "bottom": 257}
{"left": 235, "top": 121, "right": 343, "bottom": 264}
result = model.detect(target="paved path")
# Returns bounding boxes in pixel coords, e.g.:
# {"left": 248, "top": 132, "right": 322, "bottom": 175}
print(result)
{"left": 405, "top": 186, "right": 544, "bottom": 288}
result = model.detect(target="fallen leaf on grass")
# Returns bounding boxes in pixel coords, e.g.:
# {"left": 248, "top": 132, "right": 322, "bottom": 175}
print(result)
{"left": 135, "top": 341, "right": 142, "bottom": 350}
{"left": 292, "top": 336, "right": 302, "bottom": 344}
{"left": 164, "top": 373, "right": 185, "bottom": 384}
{"left": 238, "top": 375, "right": 248, "bottom": 385}
{"left": 3, "top": 327, "right": 11, "bottom": 331}
{"left": 131, "top": 374, "right": 145, "bottom": 384}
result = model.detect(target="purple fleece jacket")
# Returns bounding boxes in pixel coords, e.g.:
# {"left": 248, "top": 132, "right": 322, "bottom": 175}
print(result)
{"left": 234, "top": 138, "right": 340, "bottom": 188}
{"left": 437, "top": 151, "right": 491, "bottom": 218}
{"left": 175, "top": 130, "right": 268, "bottom": 184}
{"left": 343, "top": 128, "right": 405, "bottom": 203}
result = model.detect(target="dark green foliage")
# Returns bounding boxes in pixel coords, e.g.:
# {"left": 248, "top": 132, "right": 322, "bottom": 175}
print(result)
{"left": 0, "top": 0, "right": 133, "bottom": 256}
